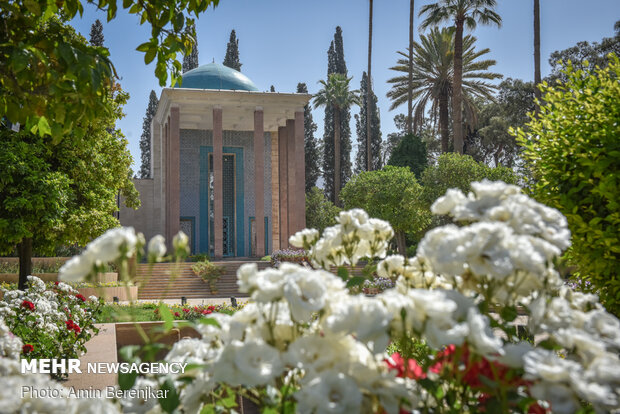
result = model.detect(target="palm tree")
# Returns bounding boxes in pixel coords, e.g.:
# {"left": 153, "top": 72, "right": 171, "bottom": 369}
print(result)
{"left": 420, "top": 0, "right": 502, "bottom": 154}
{"left": 314, "top": 74, "right": 361, "bottom": 205}
{"left": 534, "top": 0, "right": 541, "bottom": 107}
{"left": 387, "top": 27, "right": 501, "bottom": 153}
{"left": 367, "top": 0, "right": 374, "bottom": 171}
{"left": 407, "top": 0, "right": 415, "bottom": 135}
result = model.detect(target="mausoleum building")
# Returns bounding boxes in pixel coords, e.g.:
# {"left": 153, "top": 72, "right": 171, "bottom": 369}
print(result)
{"left": 120, "top": 63, "right": 310, "bottom": 258}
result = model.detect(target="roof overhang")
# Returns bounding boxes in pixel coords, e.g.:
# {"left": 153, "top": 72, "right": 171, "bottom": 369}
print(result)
{"left": 154, "top": 88, "right": 311, "bottom": 131}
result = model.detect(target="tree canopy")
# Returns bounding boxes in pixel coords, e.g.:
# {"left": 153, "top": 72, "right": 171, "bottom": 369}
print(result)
{"left": 223, "top": 29, "right": 242, "bottom": 71}
{"left": 515, "top": 55, "right": 620, "bottom": 314}
{"left": 297, "top": 83, "right": 321, "bottom": 193}
{"left": 387, "top": 134, "right": 428, "bottom": 179}
{"left": 0, "top": 0, "right": 218, "bottom": 141}
{"left": 139, "top": 90, "right": 159, "bottom": 179}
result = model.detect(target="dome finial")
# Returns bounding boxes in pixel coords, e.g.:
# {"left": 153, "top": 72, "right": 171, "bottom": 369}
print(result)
{"left": 212, "top": 57, "right": 215, "bottom": 63}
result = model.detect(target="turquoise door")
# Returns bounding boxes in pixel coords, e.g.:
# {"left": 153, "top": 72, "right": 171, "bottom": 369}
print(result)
{"left": 199, "top": 146, "right": 244, "bottom": 256}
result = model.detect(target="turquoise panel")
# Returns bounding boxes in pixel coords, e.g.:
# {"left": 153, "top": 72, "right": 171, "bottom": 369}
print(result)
{"left": 199, "top": 146, "right": 245, "bottom": 256}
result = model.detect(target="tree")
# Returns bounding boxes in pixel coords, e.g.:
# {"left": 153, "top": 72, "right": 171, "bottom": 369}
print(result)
{"left": 387, "top": 28, "right": 501, "bottom": 153}
{"left": 341, "top": 166, "right": 430, "bottom": 255}
{"left": 387, "top": 134, "right": 428, "bottom": 179}
{"left": 408, "top": 0, "right": 415, "bottom": 135}
{"left": 305, "top": 187, "right": 341, "bottom": 233}
{"left": 420, "top": 0, "right": 502, "bottom": 155}
{"left": 297, "top": 83, "right": 321, "bottom": 193}
{"left": 0, "top": 86, "right": 139, "bottom": 290}
{"left": 0, "top": 0, "right": 218, "bottom": 140}
{"left": 546, "top": 21, "right": 619, "bottom": 84}
{"left": 420, "top": 152, "right": 517, "bottom": 208}
{"left": 465, "top": 78, "right": 535, "bottom": 167}
{"left": 139, "top": 90, "right": 159, "bottom": 179}
{"left": 182, "top": 23, "right": 199, "bottom": 73}
{"left": 89, "top": 19, "right": 104, "bottom": 47}
{"left": 355, "top": 72, "right": 382, "bottom": 173}
{"left": 314, "top": 74, "right": 360, "bottom": 206}
{"left": 223, "top": 29, "right": 242, "bottom": 71}
{"left": 366, "top": 0, "right": 374, "bottom": 171}
{"left": 533, "top": 0, "right": 541, "bottom": 104}
{"left": 270, "top": 85, "right": 276, "bottom": 92}
{"left": 322, "top": 27, "right": 354, "bottom": 204}
{"left": 515, "top": 56, "right": 620, "bottom": 314}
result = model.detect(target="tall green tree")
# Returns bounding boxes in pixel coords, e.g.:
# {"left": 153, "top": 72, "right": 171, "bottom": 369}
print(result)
{"left": 387, "top": 134, "right": 427, "bottom": 179}
{"left": 322, "top": 27, "right": 354, "bottom": 203}
{"left": 89, "top": 19, "right": 104, "bottom": 47}
{"left": 305, "top": 187, "right": 340, "bottom": 233}
{"left": 407, "top": 0, "right": 415, "bottom": 135}
{"left": 313, "top": 73, "right": 360, "bottom": 206}
{"left": 341, "top": 166, "right": 430, "bottom": 255}
{"left": 355, "top": 71, "right": 382, "bottom": 173}
{"left": 387, "top": 28, "right": 501, "bottom": 153}
{"left": 223, "top": 29, "right": 242, "bottom": 71}
{"left": 0, "top": 0, "right": 219, "bottom": 140}
{"left": 139, "top": 90, "right": 159, "bottom": 179}
{"left": 297, "top": 83, "right": 321, "bottom": 193}
{"left": 366, "top": 0, "right": 374, "bottom": 171}
{"left": 516, "top": 56, "right": 620, "bottom": 314}
{"left": 533, "top": 0, "right": 541, "bottom": 105}
{"left": 420, "top": 0, "right": 502, "bottom": 155}
{"left": 182, "top": 23, "right": 199, "bottom": 73}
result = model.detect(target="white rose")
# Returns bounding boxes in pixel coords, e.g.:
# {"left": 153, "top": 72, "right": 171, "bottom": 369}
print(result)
{"left": 295, "top": 370, "right": 362, "bottom": 414}
{"left": 282, "top": 266, "right": 328, "bottom": 322}
{"left": 289, "top": 228, "right": 320, "bottom": 249}
{"left": 213, "top": 340, "right": 283, "bottom": 386}
{"left": 58, "top": 252, "right": 96, "bottom": 282}
{"left": 172, "top": 231, "right": 189, "bottom": 254}
{"left": 466, "top": 308, "right": 503, "bottom": 356}
{"left": 523, "top": 349, "right": 580, "bottom": 382}
{"left": 147, "top": 235, "right": 166, "bottom": 261}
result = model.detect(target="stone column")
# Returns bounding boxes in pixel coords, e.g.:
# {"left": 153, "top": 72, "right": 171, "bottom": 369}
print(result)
{"left": 271, "top": 131, "right": 280, "bottom": 251}
{"left": 169, "top": 106, "right": 181, "bottom": 243}
{"left": 286, "top": 119, "right": 297, "bottom": 237}
{"left": 254, "top": 108, "right": 265, "bottom": 257}
{"left": 164, "top": 118, "right": 170, "bottom": 242}
{"left": 295, "top": 109, "right": 306, "bottom": 230}
{"left": 213, "top": 106, "right": 223, "bottom": 258}
{"left": 278, "top": 126, "right": 288, "bottom": 248}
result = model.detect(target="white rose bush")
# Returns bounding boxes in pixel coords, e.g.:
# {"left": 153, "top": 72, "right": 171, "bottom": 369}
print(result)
{"left": 1, "top": 180, "right": 619, "bottom": 413}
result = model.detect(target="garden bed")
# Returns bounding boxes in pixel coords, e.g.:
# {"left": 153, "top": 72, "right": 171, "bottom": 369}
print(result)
{"left": 0, "top": 272, "right": 117, "bottom": 283}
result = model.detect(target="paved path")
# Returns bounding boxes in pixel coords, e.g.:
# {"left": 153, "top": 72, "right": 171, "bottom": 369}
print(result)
{"left": 64, "top": 323, "right": 117, "bottom": 390}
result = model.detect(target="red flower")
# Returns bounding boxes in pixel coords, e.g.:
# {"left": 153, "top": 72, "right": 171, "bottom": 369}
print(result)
{"left": 21, "top": 300, "right": 35, "bottom": 311}
{"left": 54, "top": 281, "right": 59, "bottom": 286}
{"left": 202, "top": 309, "right": 212, "bottom": 315}
{"left": 22, "top": 344, "right": 34, "bottom": 354}
{"left": 183, "top": 308, "right": 190, "bottom": 313}
{"left": 385, "top": 352, "right": 426, "bottom": 380}
{"left": 75, "top": 294, "right": 87, "bottom": 302}
{"left": 66, "top": 320, "right": 75, "bottom": 330}
{"left": 174, "top": 312, "right": 180, "bottom": 317}
{"left": 65, "top": 319, "right": 81, "bottom": 334}
{"left": 73, "top": 324, "right": 81, "bottom": 334}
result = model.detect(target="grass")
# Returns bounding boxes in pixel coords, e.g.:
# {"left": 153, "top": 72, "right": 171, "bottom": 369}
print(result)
{"left": 95, "top": 302, "right": 241, "bottom": 323}
{"left": 96, "top": 304, "right": 159, "bottom": 323}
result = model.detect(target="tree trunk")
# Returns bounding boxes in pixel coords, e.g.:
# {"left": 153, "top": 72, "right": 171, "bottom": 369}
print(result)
{"left": 439, "top": 91, "right": 450, "bottom": 153}
{"left": 395, "top": 231, "right": 407, "bottom": 256}
{"left": 452, "top": 20, "right": 464, "bottom": 154}
{"left": 334, "top": 107, "right": 341, "bottom": 206}
{"left": 407, "top": 0, "right": 414, "bottom": 135}
{"left": 534, "top": 0, "right": 541, "bottom": 111}
{"left": 367, "top": 0, "right": 373, "bottom": 171}
{"left": 18, "top": 238, "right": 33, "bottom": 290}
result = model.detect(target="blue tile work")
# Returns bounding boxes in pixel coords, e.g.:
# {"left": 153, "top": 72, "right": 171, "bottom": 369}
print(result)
{"left": 180, "top": 129, "right": 272, "bottom": 256}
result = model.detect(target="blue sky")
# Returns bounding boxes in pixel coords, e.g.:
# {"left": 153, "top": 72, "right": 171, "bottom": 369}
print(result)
{"left": 70, "top": 0, "right": 619, "bottom": 172}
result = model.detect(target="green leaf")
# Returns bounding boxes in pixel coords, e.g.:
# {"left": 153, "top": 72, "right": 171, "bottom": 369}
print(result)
{"left": 159, "top": 378, "right": 180, "bottom": 413}
{"left": 337, "top": 267, "right": 349, "bottom": 281}
{"left": 198, "top": 317, "right": 221, "bottom": 328}
{"left": 144, "top": 48, "right": 156, "bottom": 64}
{"left": 136, "top": 42, "right": 151, "bottom": 52}
{"left": 118, "top": 371, "right": 138, "bottom": 390}
{"left": 346, "top": 276, "right": 365, "bottom": 287}
{"left": 159, "top": 303, "right": 174, "bottom": 331}
{"left": 499, "top": 306, "right": 518, "bottom": 322}
{"left": 37, "top": 117, "right": 51, "bottom": 136}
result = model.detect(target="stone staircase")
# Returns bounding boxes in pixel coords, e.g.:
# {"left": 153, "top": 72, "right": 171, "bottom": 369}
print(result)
{"left": 135, "top": 261, "right": 271, "bottom": 300}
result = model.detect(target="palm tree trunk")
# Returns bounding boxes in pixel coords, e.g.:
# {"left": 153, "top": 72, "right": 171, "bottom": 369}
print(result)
{"left": 534, "top": 0, "right": 541, "bottom": 111}
{"left": 367, "top": 0, "right": 373, "bottom": 171}
{"left": 334, "top": 107, "right": 341, "bottom": 206}
{"left": 18, "top": 237, "right": 33, "bottom": 290}
{"left": 439, "top": 91, "right": 450, "bottom": 153}
{"left": 452, "top": 19, "right": 464, "bottom": 154}
{"left": 407, "top": 0, "right": 414, "bottom": 135}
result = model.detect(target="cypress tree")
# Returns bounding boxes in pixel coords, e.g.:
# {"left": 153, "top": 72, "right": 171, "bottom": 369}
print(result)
{"left": 387, "top": 134, "right": 428, "bottom": 179}
{"left": 270, "top": 85, "right": 276, "bottom": 92}
{"left": 139, "top": 90, "right": 159, "bottom": 179}
{"left": 322, "top": 26, "right": 352, "bottom": 203}
{"left": 182, "top": 24, "right": 199, "bottom": 73}
{"left": 297, "top": 83, "right": 321, "bottom": 193}
{"left": 89, "top": 19, "right": 104, "bottom": 47}
{"left": 355, "top": 71, "right": 382, "bottom": 173}
{"left": 223, "top": 29, "right": 242, "bottom": 71}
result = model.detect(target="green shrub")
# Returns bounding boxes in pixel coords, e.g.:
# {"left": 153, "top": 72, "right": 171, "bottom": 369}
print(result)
{"left": 387, "top": 133, "right": 428, "bottom": 179}
{"left": 515, "top": 54, "right": 620, "bottom": 314}
{"left": 189, "top": 253, "right": 210, "bottom": 262}
{"left": 191, "top": 260, "right": 225, "bottom": 293}
{"left": 305, "top": 186, "right": 341, "bottom": 233}
{"left": 341, "top": 166, "right": 430, "bottom": 255}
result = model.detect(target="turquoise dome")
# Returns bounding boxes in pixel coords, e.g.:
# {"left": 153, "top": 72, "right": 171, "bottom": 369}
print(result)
{"left": 176, "top": 63, "right": 259, "bottom": 91}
